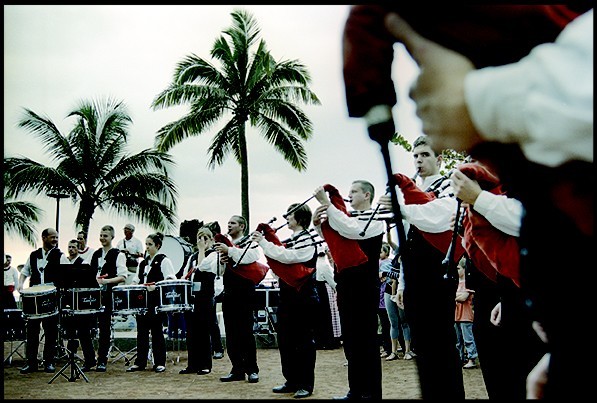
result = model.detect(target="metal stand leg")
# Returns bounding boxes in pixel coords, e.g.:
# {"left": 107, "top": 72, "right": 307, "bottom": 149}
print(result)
{"left": 48, "top": 340, "right": 89, "bottom": 383}
{"left": 108, "top": 316, "right": 136, "bottom": 365}
{"left": 4, "top": 340, "right": 26, "bottom": 365}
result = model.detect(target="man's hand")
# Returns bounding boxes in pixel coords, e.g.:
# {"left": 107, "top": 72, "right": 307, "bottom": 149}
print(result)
{"left": 384, "top": 12, "right": 483, "bottom": 152}
{"left": 451, "top": 170, "right": 482, "bottom": 205}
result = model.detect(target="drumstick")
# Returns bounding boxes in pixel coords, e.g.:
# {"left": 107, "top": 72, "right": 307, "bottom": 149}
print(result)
{"left": 184, "top": 267, "right": 196, "bottom": 280}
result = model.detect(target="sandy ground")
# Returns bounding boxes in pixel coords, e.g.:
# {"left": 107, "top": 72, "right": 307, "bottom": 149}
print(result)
{"left": 4, "top": 340, "right": 488, "bottom": 400}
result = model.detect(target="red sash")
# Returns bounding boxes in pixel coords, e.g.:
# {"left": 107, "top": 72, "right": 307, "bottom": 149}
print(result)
{"left": 393, "top": 173, "right": 465, "bottom": 263}
{"left": 214, "top": 233, "right": 269, "bottom": 286}
{"left": 458, "top": 164, "right": 521, "bottom": 287}
{"left": 320, "top": 184, "right": 369, "bottom": 273}
{"left": 257, "top": 223, "right": 315, "bottom": 291}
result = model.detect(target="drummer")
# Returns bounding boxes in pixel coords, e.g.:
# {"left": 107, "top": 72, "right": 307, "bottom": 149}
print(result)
{"left": 127, "top": 232, "right": 177, "bottom": 373}
{"left": 59, "top": 239, "right": 98, "bottom": 372}
{"left": 17, "top": 227, "right": 65, "bottom": 374}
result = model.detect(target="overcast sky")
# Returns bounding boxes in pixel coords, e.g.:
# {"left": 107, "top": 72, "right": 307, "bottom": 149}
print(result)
{"left": 4, "top": 5, "right": 422, "bottom": 269}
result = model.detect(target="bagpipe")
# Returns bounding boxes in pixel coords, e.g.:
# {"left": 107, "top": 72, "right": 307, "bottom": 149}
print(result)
{"left": 457, "top": 163, "right": 521, "bottom": 287}
{"left": 256, "top": 222, "right": 317, "bottom": 291}
{"left": 319, "top": 184, "right": 369, "bottom": 273}
{"left": 213, "top": 233, "right": 269, "bottom": 286}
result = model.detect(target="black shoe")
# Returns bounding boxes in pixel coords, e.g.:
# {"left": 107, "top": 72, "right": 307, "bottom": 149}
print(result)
{"left": 81, "top": 361, "right": 96, "bottom": 372}
{"left": 213, "top": 351, "right": 224, "bottom": 359}
{"left": 44, "top": 364, "right": 56, "bottom": 373}
{"left": 179, "top": 367, "right": 197, "bottom": 374}
{"left": 20, "top": 364, "right": 38, "bottom": 374}
{"left": 197, "top": 369, "right": 211, "bottom": 375}
{"left": 333, "top": 392, "right": 357, "bottom": 400}
{"left": 247, "top": 372, "right": 259, "bottom": 383}
{"left": 126, "top": 365, "right": 145, "bottom": 372}
{"left": 294, "top": 389, "right": 312, "bottom": 399}
{"left": 96, "top": 363, "right": 107, "bottom": 372}
{"left": 220, "top": 373, "right": 245, "bottom": 382}
{"left": 273, "top": 384, "right": 297, "bottom": 393}
{"left": 154, "top": 365, "right": 166, "bottom": 373}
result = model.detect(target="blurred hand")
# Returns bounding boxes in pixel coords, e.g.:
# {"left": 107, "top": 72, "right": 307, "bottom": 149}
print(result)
{"left": 312, "top": 205, "right": 329, "bottom": 226}
{"left": 384, "top": 12, "right": 483, "bottom": 152}
{"left": 490, "top": 302, "right": 502, "bottom": 326}
{"left": 451, "top": 170, "right": 482, "bottom": 205}
{"left": 527, "top": 353, "right": 550, "bottom": 399}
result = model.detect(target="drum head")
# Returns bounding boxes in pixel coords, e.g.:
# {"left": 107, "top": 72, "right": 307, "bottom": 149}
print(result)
{"left": 160, "top": 235, "right": 193, "bottom": 272}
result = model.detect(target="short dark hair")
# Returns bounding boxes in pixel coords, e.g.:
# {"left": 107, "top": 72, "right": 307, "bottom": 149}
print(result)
{"left": 287, "top": 203, "right": 312, "bottom": 229}
{"left": 413, "top": 135, "right": 438, "bottom": 156}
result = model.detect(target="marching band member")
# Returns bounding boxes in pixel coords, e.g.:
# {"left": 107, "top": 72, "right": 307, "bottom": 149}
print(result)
{"left": 313, "top": 180, "right": 384, "bottom": 400}
{"left": 90, "top": 224, "right": 127, "bottom": 372}
{"left": 126, "top": 232, "right": 176, "bottom": 373}
{"left": 214, "top": 215, "right": 268, "bottom": 384}
{"left": 451, "top": 162, "right": 546, "bottom": 399}
{"left": 18, "top": 228, "right": 64, "bottom": 374}
{"left": 251, "top": 203, "right": 318, "bottom": 399}
{"left": 179, "top": 227, "right": 219, "bottom": 375}
{"left": 378, "top": 135, "right": 466, "bottom": 399}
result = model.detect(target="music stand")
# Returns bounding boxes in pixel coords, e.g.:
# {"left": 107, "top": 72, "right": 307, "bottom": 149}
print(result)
{"left": 49, "top": 263, "right": 96, "bottom": 383}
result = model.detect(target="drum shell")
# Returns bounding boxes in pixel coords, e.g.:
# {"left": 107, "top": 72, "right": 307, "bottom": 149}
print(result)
{"left": 61, "top": 288, "right": 102, "bottom": 315}
{"left": 155, "top": 279, "right": 192, "bottom": 313}
{"left": 112, "top": 285, "right": 148, "bottom": 315}
{"left": 3, "top": 309, "right": 26, "bottom": 341}
{"left": 20, "top": 285, "right": 58, "bottom": 319}
{"left": 160, "top": 236, "right": 193, "bottom": 274}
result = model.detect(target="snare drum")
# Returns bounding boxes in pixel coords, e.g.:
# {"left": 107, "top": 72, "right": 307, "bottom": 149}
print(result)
{"left": 112, "top": 285, "right": 148, "bottom": 315}
{"left": 21, "top": 284, "right": 58, "bottom": 319}
{"left": 3, "top": 309, "right": 26, "bottom": 341}
{"left": 156, "top": 279, "right": 192, "bottom": 313}
{"left": 61, "top": 288, "right": 102, "bottom": 315}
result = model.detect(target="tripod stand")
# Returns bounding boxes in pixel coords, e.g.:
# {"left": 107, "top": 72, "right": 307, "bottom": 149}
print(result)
{"left": 109, "top": 315, "right": 137, "bottom": 365}
{"left": 48, "top": 311, "right": 89, "bottom": 383}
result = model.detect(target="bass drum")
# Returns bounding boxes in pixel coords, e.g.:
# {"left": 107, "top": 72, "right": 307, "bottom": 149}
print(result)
{"left": 161, "top": 235, "right": 193, "bottom": 274}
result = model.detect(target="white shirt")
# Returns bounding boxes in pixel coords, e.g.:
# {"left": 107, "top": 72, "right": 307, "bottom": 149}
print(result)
{"left": 325, "top": 205, "right": 385, "bottom": 240}
{"left": 397, "top": 174, "right": 458, "bottom": 233}
{"left": 258, "top": 230, "right": 316, "bottom": 264}
{"left": 4, "top": 265, "right": 19, "bottom": 287}
{"left": 116, "top": 236, "right": 144, "bottom": 265}
{"left": 465, "top": 9, "right": 593, "bottom": 167}
{"left": 472, "top": 191, "right": 523, "bottom": 237}
{"left": 315, "top": 254, "right": 336, "bottom": 290}
{"left": 133, "top": 254, "right": 177, "bottom": 284}
{"left": 78, "top": 246, "right": 95, "bottom": 263}
{"left": 226, "top": 235, "right": 261, "bottom": 265}
{"left": 21, "top": 247, "right": 63, "bottom": 285}
{"left": 96, "top": 249, "right": 129, "bottom": 280}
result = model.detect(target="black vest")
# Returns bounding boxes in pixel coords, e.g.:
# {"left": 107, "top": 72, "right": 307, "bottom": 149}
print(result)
{"left": 28, "top": 247, "right": 63, "bottom": 286}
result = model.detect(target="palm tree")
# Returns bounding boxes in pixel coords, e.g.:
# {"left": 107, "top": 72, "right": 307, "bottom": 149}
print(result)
{"left": 151, "top": 8, "right": 320, "bottom": 231}
{"left": 4, "top": 97, "right": 179, "bottom": 235}
{"left": 3, "top": 192, "right": 44, "bottom": 247}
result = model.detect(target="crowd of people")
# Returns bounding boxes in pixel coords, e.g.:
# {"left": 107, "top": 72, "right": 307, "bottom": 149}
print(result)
{"left": 4, "top": 4, "right": 592, "bottom": 399}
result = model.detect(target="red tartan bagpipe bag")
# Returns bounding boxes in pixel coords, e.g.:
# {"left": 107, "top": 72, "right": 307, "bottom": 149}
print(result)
{"left": 319, "top": 184, "right": 369, "bottom": 273}
{"left": 458, "top": 163, "right": 521, "bottom": 287}
{"left": 393, "top": 173, "right": 465, "bottom": 264}
{"left": 214, "top": 233, "right": 269, "bottom": 286}
{"left": 257, "top": 223, "right": 315, "bottom": 291}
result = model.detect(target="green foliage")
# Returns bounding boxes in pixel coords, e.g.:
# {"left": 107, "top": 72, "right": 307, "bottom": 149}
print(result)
{"left": 4, "top": 97, "right": 179, "bottom": 235}
{"left": 151, "top": 9, "right": 320, "bottom": 229}
{"left": 390, "top": 133, "right": 468, "bottom": 176}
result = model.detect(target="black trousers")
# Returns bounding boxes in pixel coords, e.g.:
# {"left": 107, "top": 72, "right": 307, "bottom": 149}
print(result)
{"left": 222, "top": 287, "right": 258, "bottom": 375}
{"left": 184, "top": 294, "right": 214, "bottom": 371}
{"left": 402, "top": 229, "right": 465, "bottom": 400}
{"left": 134, "top": 306, "right": 167, "bottom": 367}
{"left": 25, "top": 314, "right": 58, "bottom": 366}
{"left": 336, "top": 264, "right": 382, "bottom": 399}
{"left": 277, "top": 277, "right": 318, "bottom": 392}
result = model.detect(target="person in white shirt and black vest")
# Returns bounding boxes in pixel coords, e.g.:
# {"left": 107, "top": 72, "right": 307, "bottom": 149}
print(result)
{"left": 17, "top": 228, "right": 64, "bottom": 374}
{"left": 90, "top": 225, "right": 127, "bottom": 372}
{"left": 126, "top": 232, "right": 177, "bottom": 373}
{"left": 313, "top": 181, "right": 384, "bottom": 400}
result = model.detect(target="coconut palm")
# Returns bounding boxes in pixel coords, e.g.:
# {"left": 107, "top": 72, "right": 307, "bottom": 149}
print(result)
{"left": 4, "top": 97, "right": 179, "bottom": 236}
{"left": 3, "top": 197, "right": 43, "bottom": 247}
{"left": 151, "top": 8, "right": 320, "bottom": 230}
